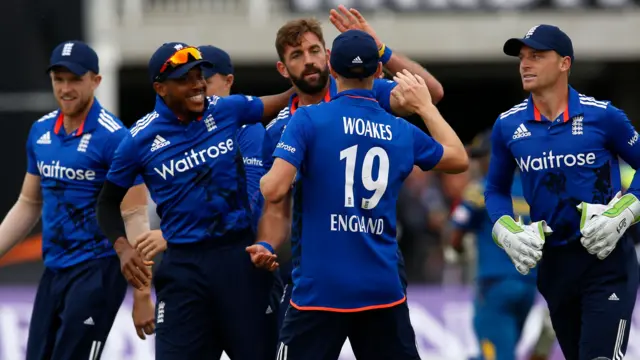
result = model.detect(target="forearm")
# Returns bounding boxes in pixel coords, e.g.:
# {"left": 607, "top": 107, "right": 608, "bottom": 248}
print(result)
{"left": 0, "top": 196, "right": 42, "bottom": 258}
{"left": 122, "top": 206, "right": 152, "bottom": 295}
{"left": 384, "top": 53, "right": 443, "bottom": 104}
{"left": 256, "top": 194, "right": 292, "bottom": 252}
{"left": 260, "top": 88, "right": 295, "bottom": 122}
{"left": 97, "top": 181, "right": 129, "bottom": 248}
{"left": 485, "top": 189, "right": 515, "bottom": 224}
{"left": 626, "top": 172, "right": 640, "bottom": 200}
{"left": 416, "top": 105, "right": 464, "bottom": 153}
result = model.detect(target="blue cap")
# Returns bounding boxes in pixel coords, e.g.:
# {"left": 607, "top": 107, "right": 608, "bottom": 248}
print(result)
{"left": 198, "top": 45, "right": 234, "bottom": 79}
{"left": 330, "top": 30, "right": 379, "bottom": 79}
{"left": 148, "top": 42, "right": 213, "bottom": 83}
{"left": 503, "top": 25, "right": 574, "bottom": 62}
{"left": 48, "top": 40, "right": 99, "bottom": 75}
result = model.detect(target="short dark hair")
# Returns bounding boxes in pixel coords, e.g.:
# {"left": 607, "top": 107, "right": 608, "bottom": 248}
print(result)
{"left": 275, "top": 18, "right": 325, "bottom": 61}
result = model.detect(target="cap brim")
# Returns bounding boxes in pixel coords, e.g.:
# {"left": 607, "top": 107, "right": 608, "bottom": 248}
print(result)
{"left": 503, "top": 38, "right": 553, "bottom": 57}
{"left": 165, "top": 59, "right": 213, "bottom": 80}
{"left": 47, "top": 61, "right": 90, "bottom": 76}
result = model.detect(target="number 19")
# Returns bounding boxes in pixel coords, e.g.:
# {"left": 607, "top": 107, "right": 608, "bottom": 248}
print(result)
{"left": 339, "top": 145, "right": 390, "bottom": 210}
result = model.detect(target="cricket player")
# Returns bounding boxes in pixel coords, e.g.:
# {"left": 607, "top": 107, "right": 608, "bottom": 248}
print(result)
{"left": 264, "top": 7, "right": 445, "bottom": 329}
{"left": 485, "top": 24, "right": 640, "bottom": 360}
{"left": 135, "top": 45, "right": 269, "bottom": 258}
{"left": 96, "top": 42, "right": 291, "bottom": 360}
{"left": 249, "top": 30, "right": 468, "bottom": 360}
{"left": 448, "top": 130, "right": 537, "bottom": 360}
{"left": 0, "top": 40, "right": 152, "bottom": 360}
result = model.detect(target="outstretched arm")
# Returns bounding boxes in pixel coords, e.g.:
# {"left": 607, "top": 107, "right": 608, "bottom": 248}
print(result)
{"left": 329, "top": 4, "right": 444, "bottom": 109}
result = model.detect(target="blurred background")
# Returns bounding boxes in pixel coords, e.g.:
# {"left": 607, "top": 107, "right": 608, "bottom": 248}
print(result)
{"left": 1, "top": 0, "right": 640, "bottom": 359}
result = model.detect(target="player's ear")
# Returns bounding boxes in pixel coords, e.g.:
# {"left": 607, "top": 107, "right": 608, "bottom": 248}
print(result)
{"left": 276, "top": 61, "right": 290, "bottom": 79}
{"left": 329, "top": 66, "right": 338, "bottom": 80}
{"left": 91, "top": 73, "right": 102, "bottom": 90}
{"left": 325, "top": 48, "right": 331, "bottom": 62}
{"left": 225, "top": 74, "right": 235, "bottom": 89}
{"left": 153, "top": 82, "right": 168, "bottom": 97}
{"left": 560, "top": 56, "right": 571, "bottom": 72}
{"left": 374, "top": 62, "right": 383, "bottom": 79}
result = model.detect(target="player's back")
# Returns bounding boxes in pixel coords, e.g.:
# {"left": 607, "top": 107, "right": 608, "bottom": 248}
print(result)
{"left": 290, "top": 90, "right": 430, "bottom": 311}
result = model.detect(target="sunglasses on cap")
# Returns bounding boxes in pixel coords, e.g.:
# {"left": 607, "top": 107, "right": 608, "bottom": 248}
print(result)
{"left": 155, "top": 47, "right": 204, "bottom": 81}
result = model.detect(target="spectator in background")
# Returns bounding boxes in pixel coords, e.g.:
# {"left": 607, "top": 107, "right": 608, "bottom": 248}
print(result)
{"left": 446, "top": 130, "right": 537, "bottom": 360}
{"left": 397, "top": 168, "right": 449, "bottom": 283}
{"left": 620, "top": 161, "right": 640, "bottom": 262}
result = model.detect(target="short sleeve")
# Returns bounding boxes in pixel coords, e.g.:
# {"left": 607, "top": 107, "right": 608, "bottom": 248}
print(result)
{"left": 411, "top": 124, "right": 444, "bottom": 171}
{"left": 26, "top": 126, "right": 39, "bottom": 175}
{"left": 104, "top": 129, "right": 144, "bottom": 186}
{"left": 106, "top": 132, "right": 141, "bottom": 189}
{"left": 223, "top": 94, "right": 265, "bottom": 126}
{"left": 273, "top": 109, "right": 312, "bottom": 171}
{"left": 372, "top": 79, "right": 398, "bottom": 113}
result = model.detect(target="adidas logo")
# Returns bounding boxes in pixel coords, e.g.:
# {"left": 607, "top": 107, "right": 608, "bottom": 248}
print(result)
{"left": 84, "top": 317, "right": 95, "bottom": 325}
{"left": 609, "top": 293, "right": 619, "bottom": 301}
{"left": 352, "top": 56, "right": 363, "bottom": 64}
{"left": 151, "top": 135, "right": 170, "bottom": 152}
{"left": 36, "top": 131, "right": 51, "bottom": 145}
{"left": 512, "top": 124, "right": 531, "bottom": 140}
{"left": 265, "top": 305, "right": 273, "bottom": 315}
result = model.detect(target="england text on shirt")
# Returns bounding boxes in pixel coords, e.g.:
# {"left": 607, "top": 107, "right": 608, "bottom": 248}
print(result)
{"left": 272, "top": 88, "right": 444, "bottom": 311}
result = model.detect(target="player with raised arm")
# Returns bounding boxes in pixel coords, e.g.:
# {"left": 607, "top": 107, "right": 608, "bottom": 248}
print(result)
{"left": 485, "top": 25, "right": 640, "bottom": 359}
{"left": 96, "top": 42, "right": 291, "bottom": 360}
{"left": 249, "top": 30, "right": 468, "bottom": 360}
{"left": 0, "top": 41, "right": 152, "bottom": 360}
{"left": 263, "top": 8, "right": 445, "bottom": 329}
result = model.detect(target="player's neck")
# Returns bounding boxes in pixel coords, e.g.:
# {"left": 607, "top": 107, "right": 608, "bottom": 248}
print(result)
{"left": 296, "top": 82, "right": 330, "bottom": 106}
{"left": 531, "top": 82, "right": 569, "bottom": 121}
{"left": 62, "top": 97, "right": 93, "bottom": 134}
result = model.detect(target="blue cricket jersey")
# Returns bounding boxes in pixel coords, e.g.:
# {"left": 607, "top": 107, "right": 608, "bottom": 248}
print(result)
{"left": 263, "top": 76, "right": 397, "bottom": 171}
{"left": 106, "top": 94, "right": 264, "bottom": 244}
{"left": 485, "top": 87, "right": 640, "bottom": 246}
{"left": 451, "top": 174, "right": 537, "bottom": 280}
{"left": 272, "top": 88, "right": 444, "bottom": 311}
{"left": 27, "top": 99, "right": 141, "bottom": 269}
{"left": 262, "top": 76, "right": 398, "bottom": 283}
{"left": 236, "top": 123, "right": 266, "bottom": 229}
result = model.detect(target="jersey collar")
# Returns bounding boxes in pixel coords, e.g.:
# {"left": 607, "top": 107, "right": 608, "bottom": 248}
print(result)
{"left": 154, "top": 94, "right": 204, "bottom": 123}
{"left": 288, "top": 79, "right": 333, "bottom": 115}
{"left": 525, "top": 86, "right": 584, "bottom": 123}
{"left": 332, "top": 88, "right": 378, "bottom": 102}
{"left": 53, "top": 97, "right": 101, "bottom": 136}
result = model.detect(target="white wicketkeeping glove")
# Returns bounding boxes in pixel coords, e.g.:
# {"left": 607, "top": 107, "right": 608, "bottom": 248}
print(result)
{"left": 492, "top": 215, "right": 551, "bottom": 275}
{"left": 577, "top": 191, "right": 640, "bottom": 260}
